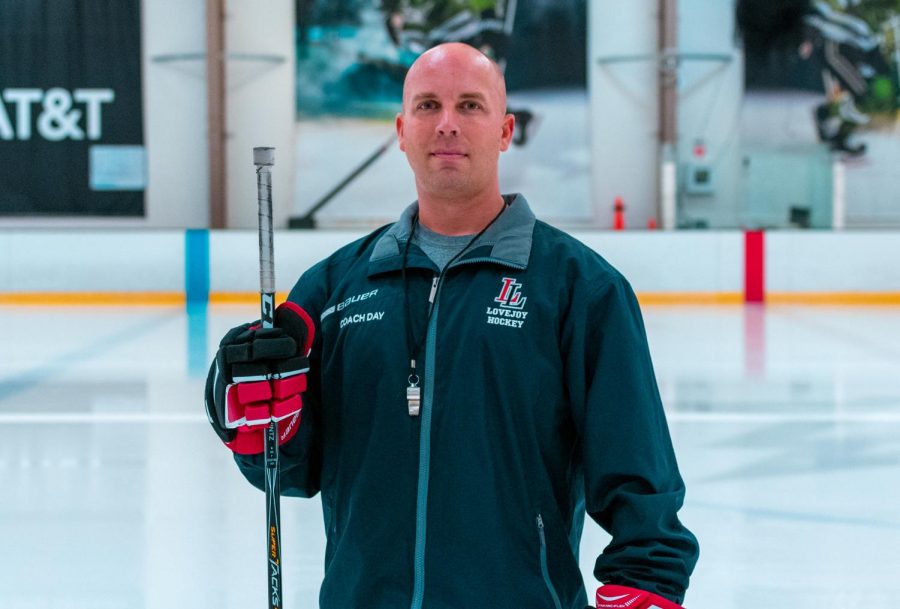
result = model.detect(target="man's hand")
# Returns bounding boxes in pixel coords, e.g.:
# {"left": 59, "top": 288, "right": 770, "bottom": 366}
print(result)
{"left": 205, "top": 302, "right": 315, "bottom": 455}
{"left": 595, "top": 585, "right": 684, "bottom": 609}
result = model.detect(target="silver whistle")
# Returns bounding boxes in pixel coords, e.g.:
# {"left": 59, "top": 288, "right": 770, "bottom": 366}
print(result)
{"left": 407, "top": 385, "right": 421, "bottom": 417}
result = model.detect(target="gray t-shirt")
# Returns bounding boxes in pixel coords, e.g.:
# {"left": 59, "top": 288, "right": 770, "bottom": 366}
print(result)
{"left": 412, "top": 223, "right": 475, "bottom": 271}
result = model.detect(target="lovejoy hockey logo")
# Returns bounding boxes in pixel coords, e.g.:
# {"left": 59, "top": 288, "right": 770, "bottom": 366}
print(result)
{"left": 494, "top": 277, "right": 526, "bottom": 309}
{"left": 486, "top": 277, "right": 528, "bottom": 328}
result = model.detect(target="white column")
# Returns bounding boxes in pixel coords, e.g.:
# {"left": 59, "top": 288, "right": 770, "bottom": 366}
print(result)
{"left": 143, "top": 0, "right": 210, "bottom": 228}
{"left": 588, "top": 1, "right": 660, "bottom": 228}
{"left": 225, "top": 0, "right": 297, "bottom": 229}
{"left": 661, "top": 151, "right": 677, "bottom": 229}
{"left": 832, "top": 159, "right": 846, "bottom": 229}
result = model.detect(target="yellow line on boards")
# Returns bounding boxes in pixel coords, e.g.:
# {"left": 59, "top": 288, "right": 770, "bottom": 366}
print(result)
{"left": 637, "top": 292, "right": 744, "bottom": 306}
{"left": 0, "top": 292, "right": 185, "bottom": 306}
{"left": 2, "top": 291, "right": 900, "bottom": 307}
{"left": 766, "top": 292, "right": 900, "bottom": 306}
{"left": 0, "top": 292, "right": 294, "bottom": 306}
{"left": 208, "top": 292, "right": 291, "bottom": 305}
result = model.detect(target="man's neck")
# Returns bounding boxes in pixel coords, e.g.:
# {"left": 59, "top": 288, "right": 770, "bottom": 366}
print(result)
{"left": 417, "top": 191, "right": 506, "bottom": 236}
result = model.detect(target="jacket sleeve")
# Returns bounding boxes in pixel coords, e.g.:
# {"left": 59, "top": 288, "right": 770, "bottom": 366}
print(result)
{"left": 565, "top": 274, "right": 699, "bottom": 604}
{"left": 232, "top": 263, "right": 328, "bottom": 499}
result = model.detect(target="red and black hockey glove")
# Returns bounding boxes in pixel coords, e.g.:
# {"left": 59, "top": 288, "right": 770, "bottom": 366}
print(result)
{"left": 595, "top": 585, "right": 684, "bottom": 609}
{"left": 205, "top": 301, "right": 315, "bottom": 455}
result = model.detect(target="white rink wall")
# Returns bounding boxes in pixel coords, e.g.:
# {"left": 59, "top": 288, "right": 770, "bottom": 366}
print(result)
{"left": 766, "top": 232, "right": 900, "bottom": 292}
{"left": 571, "top": 232, "right": 745, "bottom": 294}
{"left": 1, "top": 230, "right": 899, "bottom": 298}
{"left": 0, "top": 231, "right": 185, "bottom": 293}
{"left": 207, "top": 230, "right": 367, "bottom": 295}
{"left": 208, "top": 231, "right": 748, "bottom": 295}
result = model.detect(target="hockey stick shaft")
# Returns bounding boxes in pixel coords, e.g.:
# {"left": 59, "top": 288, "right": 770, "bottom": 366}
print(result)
{"left": 254, "top": 147, "right": 282, "bottom": 609}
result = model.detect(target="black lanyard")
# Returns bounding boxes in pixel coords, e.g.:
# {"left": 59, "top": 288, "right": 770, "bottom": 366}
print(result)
{"left": 400, "top": 202, "right": 507, "bottom": 415}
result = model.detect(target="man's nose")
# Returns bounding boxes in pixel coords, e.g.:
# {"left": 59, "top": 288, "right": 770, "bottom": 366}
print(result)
{"left": 436, "top": 109, "right": 459, "bottom": 137}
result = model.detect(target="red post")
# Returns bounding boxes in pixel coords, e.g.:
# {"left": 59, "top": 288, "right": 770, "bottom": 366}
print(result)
{"left": 744, "top": 230, "right": 765, "bottom": 303}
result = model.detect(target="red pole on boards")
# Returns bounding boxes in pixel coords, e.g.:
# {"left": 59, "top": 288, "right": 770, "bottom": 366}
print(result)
{"left": 745, "top": 230, "right": 765, "bottom": 303}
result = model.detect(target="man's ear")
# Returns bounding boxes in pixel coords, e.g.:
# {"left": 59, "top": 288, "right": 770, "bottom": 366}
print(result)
{"left": 396, "top": 113, "right": 406, "bottom": 152}
{"left": 499, "top": 112, "right": 515, "bottom": 152}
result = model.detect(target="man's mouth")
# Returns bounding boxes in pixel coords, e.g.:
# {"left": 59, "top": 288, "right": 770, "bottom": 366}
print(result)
{"left": 431, "top": 151, "right": 467, "bottom": 159}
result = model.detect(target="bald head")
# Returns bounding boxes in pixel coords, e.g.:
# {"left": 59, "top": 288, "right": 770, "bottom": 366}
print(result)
{"left": 401, "top": 43, "right": 507, "bottom": 114}
{"left": 395, "top": 42, "right": 515, "bottom": 221}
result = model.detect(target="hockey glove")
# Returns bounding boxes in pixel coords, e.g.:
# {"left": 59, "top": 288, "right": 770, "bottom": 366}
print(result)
{"left": 596, "top": 585, "right": 684, "bottom": 609}
{"left": 205, "top": 301, "right": 315, "bottom": 455}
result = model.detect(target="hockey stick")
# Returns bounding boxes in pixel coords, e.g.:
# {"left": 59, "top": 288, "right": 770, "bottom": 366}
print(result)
{"left": 254, "top": 146, "right": 282, "bottom": 609}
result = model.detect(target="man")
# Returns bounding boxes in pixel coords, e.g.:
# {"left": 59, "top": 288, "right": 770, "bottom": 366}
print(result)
{"left": 206, "top": 43, "right": 699, "bottom": 609}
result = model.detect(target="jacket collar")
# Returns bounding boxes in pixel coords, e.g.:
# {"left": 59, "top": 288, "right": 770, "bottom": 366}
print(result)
{"left": 368, "top": 193, "right": 535, "bottom": 277}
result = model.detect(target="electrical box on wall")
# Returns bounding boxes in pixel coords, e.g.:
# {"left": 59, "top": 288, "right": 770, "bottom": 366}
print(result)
{"left": 685, "top": 163, "right": 715, "bottom": 195}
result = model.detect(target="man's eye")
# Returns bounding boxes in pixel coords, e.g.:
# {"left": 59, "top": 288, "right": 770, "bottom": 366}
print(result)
{"left": 462, "top": 101, "right": 482, "bottom": 111}
{"left": 417, "top": 101, "right": 437, "bottom": 110}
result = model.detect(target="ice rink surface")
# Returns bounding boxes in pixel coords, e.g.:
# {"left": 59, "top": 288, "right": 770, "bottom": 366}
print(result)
{"left": 2, "top": 303, "right": 899, "bottom": 608}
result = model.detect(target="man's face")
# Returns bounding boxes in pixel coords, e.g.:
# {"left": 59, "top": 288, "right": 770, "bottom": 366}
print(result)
{"left": 396, "top": 46, "right": 515, "bottom": 201}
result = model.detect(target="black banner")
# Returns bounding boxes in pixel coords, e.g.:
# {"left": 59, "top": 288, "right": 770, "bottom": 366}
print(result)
{"left": 0, "top": 0, "right": 144, "bottom": 216}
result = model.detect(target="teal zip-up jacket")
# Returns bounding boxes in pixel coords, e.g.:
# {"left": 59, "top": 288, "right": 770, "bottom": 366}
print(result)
{"left": 231, "top": 194, "right": 699, "bottom": 609}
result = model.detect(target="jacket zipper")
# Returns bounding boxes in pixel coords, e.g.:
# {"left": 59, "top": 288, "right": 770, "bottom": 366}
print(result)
{"left": 410, "top": 263, "right": 524, "bottom": 608}
{"left": 428, "top": 275, "right": 439, "bottom": 303}
{"left": 537, "top": 514, "right": 563, "bottom": 609}
{"left": 410, "top": 273, "right": 440, "bottom": 609}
